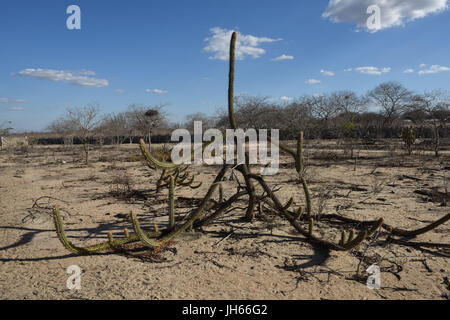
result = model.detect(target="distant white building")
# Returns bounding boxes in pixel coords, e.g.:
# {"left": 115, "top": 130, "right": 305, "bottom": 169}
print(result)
{"left": 0, "top": 136, "right": 29, "bottom": 150}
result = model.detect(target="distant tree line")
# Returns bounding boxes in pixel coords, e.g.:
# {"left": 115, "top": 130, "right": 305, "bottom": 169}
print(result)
{"left": 183, "top": 82, "right": 450, "bottom": 157}
{"left": 42, "top": 81, "right": 449, "bottom": 163}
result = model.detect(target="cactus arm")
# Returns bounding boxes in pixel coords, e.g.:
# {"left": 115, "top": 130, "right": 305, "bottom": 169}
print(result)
{"left": 283, "top": 198, "right": 294, "bottom": 211}
{"left": 383, "top": 213, "right": 450, "bottom": 237}
{"left": 296, "top": 131, "right": 304, "bottom": 173}
{"left": 131, "top": 166, "right": 230, "bottom": 248}
{"left": 52, "top": 207, "right": 161, "bottom": 254}
{"left": 139, "top": 139, "right": 179, "bottom": 169}
{"left": 317, "top": 213, "right": 449, "bottom": 238}
{"left": 294, "top": 131, "right": 312, "bottom": 218}
{"left": 169, "top": 176, "right": 175, "bottom": 229}
{"left": 300, "top": 177, "right": 312, "bottom": 219}
{"left": 308, "top": 218, "right": 314, "bottom": 236}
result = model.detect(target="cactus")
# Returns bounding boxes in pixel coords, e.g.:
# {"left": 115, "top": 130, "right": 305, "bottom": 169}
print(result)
{"left": 130, "top": 166, "right": 229, "bottom": 248}
{"left": 339, "top": 231, "right": 347, "bottom": 246}
{"left": 294, "top": 206, "right": 304, "bottom": 221}
{"left": 107, "top": 232, "right": 114, "bottom": 246}
{"left": 50, "top": 31, "right": 450, "bottom": 259}
{"left": 295, "top": 131, "right": 312, "bottom": 219}
{"left": 308, "top": 218, "right": 314, "bottom": 236}
{"left": 227, "top": 31, "right": 257, "bottom": 222}
{"left": 283, "top": 198, "right": 294, "bottom": 210}
{"left": 219, "top": 183, "right": 224, "bottom": 203}
{"left": 169, "top": 175, "right": 175, "bottom": 229}
{"left": 52, "top": 206, "right": 161, "bottom": 254}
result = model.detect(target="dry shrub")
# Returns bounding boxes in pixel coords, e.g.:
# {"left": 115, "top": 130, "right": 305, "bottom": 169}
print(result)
{"left": 152, "top": 151, "right": 171, "bottom": 162}
{"left": 98, "top": 154, "right": 113, "bottom": 162}
{"left": 110, "top": 172, "right": 134, "bottom": 199}
{"left": 128, "top": 155, "right": 145, "bottom": 162}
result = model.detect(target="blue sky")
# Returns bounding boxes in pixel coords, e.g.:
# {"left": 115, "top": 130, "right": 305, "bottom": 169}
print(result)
{"left": 1, "top": 0, "right": 450, "bottom": 132}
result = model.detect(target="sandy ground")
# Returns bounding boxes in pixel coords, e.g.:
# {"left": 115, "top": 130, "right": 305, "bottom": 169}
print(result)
{"left": 0, "top": 141, "right": 449, "bottom": 300}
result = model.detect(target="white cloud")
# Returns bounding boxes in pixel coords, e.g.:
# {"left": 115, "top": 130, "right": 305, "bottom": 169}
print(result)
{"left": 115, "top": 89, "right": 125, "bottom": 94}
{"left": 354, "top": 66, "right": 391, "bottom": 75}
{"left": 0, "top": 98, "right": 25, "bottom": 103}
{"left": 403, "top": 69, "right": 415, "bottom": 73}
{"left": 305, "top": 79, "right": 321, "bottom": 85}
{"left": 280, "top": 96, "right": 294, "bottom": 101}
{"left": 420, "top": 63, "right": 427, "bottom": 68}
{"left": 79, "top": 70, "right": 96, "bottom": 76}
{"left": 323, "top": 0, "right": 449, "bottom": 32}
{"left": 320, "top": 69, "right": 335, "bottom": 76}
{"left": 272, "top": 54, "right": 294, "bottom": 61}
{"left": 204, "top": 27, "right": 281, "bottom": 61}
{"left": 344, "top": 68, "right": 353, "bottom": 72}
{"left": 418, "top": 64, "right": 450, "bottom": 74}
{"left": 18, "top": 68, "right": 109, "bottom": 88}
{"left": 7, "top": 107, "right": 24, "bottom": 111}
{"left": 146, "top": 89, "right": 168, "bottom": 94}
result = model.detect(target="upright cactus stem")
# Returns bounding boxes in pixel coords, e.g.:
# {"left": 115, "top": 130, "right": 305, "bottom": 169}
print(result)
{"left": 340, "top": 231, "right": 347, "bottom": 246}
{"left": 107, "top": 232, "right": 114, "bottom": 246}
{"left": 294, "top": 206, "right": 304, "bottom": 220}
{"left": 228, "top": 31, "right": 237, "bottom": 130}
{"left": 296, "top": 131, "right": 312, "bottom": 219}
{"left": 219, "top": 183, "right": 224, "bottom": 203}
{"left": 169, "top": 175, "right": 175, "bottom": 229}
{"left": 308, "top": 218, "right": 314, "bottom": 236}
{"left": 296, "top": 131, "right": 304, "bottom": 174}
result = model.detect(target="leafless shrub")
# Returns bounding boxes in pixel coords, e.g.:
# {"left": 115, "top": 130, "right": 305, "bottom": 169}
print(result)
{"left": 110, "top": 172, "right": 134, "bottom": 199}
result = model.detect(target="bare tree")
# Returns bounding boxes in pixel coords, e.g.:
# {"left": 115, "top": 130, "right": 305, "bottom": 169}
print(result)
{"left": 0, "top": 121, "right": 13, "bottom": 136}
{"left": 53, "top": 104, "right": 101, "bottom": 164}
{"left": 330, "top": 91, "right": 368, "bottom": 123}
{"left": 368, "top": 82, "right": 413, "bottom": 127}
{"left": 278, "top": 98, "right": 313, "bottom": 138}
{"left": 409, "top": 90, "right": 450, "bottom": 157}
{"left": 126, "top": 104, "right": 166, "bottom": 151}
{"left": 47, "top": 118, "right": 77, "bottom": 147}
{"left": 98, "top": 112, "right": 130, "bottom": 149}
{"left": 184, "top": 112, "right": 216, "bottom": 131}
{"left": 307, "top": 94, "right": 338, "bottom": 130}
